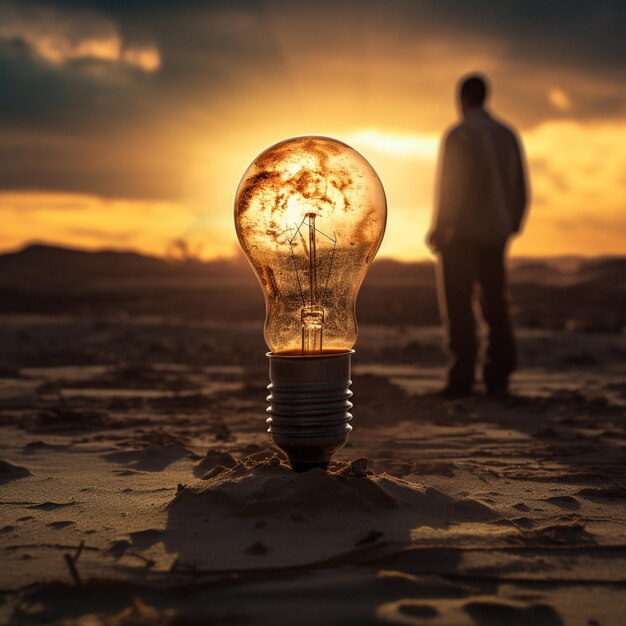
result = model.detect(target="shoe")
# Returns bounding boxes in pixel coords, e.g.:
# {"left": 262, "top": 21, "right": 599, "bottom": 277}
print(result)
{"left": 437, "top": 385, "right": 473, "bottom": 399}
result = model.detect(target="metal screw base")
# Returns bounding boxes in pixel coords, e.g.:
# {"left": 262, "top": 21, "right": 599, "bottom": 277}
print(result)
{"left": 266, "top": 350, "right": 354, "bottom": 471}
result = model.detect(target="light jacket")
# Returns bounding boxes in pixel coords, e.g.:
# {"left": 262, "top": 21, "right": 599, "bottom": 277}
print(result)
{"left": 434, "top": 107, "right": 529, "bottom": 245}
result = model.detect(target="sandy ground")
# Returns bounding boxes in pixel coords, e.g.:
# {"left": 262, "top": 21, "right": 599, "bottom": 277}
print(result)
{"left": 1, "top": 315, "right": 626, "bottom": 625}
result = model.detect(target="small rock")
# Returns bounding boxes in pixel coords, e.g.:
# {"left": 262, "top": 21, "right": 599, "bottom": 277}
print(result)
{"left": 194, "top": 450, "right": 237, "bottom": 477}
{"left": 350, "top": 457, "right": 369, "bottom": 478}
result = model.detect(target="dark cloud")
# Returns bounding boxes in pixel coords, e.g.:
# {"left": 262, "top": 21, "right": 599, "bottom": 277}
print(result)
{"left": 0, "top": 43, "right": 154, "bottom": 130}
{"left": 420, "top": 1, "right": 625, "bottom": 75}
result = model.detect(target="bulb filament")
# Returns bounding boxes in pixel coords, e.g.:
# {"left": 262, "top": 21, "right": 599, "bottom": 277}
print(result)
{"left": 301, "top": 212, "right": 320, "bottom": 354}
{"left": 307, "top": 212, "right": 318, "bottom": 307}
{"left": 286, "top": 211, "right": 337, "bottom": 355}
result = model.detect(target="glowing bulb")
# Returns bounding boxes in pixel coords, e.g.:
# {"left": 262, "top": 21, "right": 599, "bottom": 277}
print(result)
{"left": 234, "top": 136, "right": 386, "bottom": 470}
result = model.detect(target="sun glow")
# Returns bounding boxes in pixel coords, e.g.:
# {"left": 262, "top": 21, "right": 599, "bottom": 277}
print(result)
{"left": 348, "top": 129, "right": 439, "bottom": 159}
{"left": 2, "top": 119, "right": 625, "bottom": 261}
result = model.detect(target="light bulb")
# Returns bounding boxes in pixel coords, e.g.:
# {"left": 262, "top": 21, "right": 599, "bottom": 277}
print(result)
{"left": 234, "top": 136, "right": 386, "bottom": 470}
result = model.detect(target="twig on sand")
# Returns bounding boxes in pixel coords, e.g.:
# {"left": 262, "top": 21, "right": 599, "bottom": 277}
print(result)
{"left": 63, "top": 540, "right": 85, "bottom": 587}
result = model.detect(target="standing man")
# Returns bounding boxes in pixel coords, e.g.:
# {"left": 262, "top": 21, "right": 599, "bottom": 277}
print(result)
{"left": 427, "top": 74, "right": 529, "bottom": 398}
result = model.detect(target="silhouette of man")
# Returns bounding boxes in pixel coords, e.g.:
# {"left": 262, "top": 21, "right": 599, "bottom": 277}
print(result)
{"left": 427, "top": 74, "right": 528, "bottom": 398}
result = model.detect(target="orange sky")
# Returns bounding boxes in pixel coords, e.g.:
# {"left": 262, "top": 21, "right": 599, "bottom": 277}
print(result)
{"left": 1, "top": 1, "right": 624, "bottom": 260}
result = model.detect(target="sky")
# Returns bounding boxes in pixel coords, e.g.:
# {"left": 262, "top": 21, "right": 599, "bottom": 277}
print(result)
{"left": 0, "top": 0, "right": 625, "bottom": 260}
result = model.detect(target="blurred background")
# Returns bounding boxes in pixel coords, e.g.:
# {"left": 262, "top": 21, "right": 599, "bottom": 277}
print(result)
{"left": 3, "top": 6, "right": 626, "bottom": 622}
{"left": 0, "top": 0, "right": 624, "bottom": 335}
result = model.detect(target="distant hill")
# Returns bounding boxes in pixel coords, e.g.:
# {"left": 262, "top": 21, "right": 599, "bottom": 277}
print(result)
{"left": 0, "top": 244, "right": 257, "bottom": 291}
{"left": 2, "top": 243, "right": 624, "bottom": 289}
{"left": 0, "top": 244, "right": 624, "bottom": 331}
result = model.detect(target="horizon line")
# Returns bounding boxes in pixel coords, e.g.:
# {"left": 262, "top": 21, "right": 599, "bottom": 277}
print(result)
{"left": 2, "top": 240, "right": 625, "bottom": 262}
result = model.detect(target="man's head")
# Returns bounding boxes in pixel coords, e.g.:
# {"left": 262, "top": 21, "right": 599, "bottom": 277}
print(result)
{"left": 458, "top": 74, "right": 489, "bottom": 116}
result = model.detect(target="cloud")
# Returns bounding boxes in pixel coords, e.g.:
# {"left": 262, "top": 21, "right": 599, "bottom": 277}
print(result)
{"left": 0, "top": 125, "right": 186, "bottom": 200}
{"left": 547, "top": 88, "right": 572, "bottom": 112}
{"left": 122, "top": 46, "right": 160, "bottom": 73}
{"left": 0, "top": 1, "right": 160, "bottom": 72}
{"left": 512, "top": 119, "right": 626, "bottom": 256}
{"left": 0, "top": 192, "right": 218, "bottom": 256}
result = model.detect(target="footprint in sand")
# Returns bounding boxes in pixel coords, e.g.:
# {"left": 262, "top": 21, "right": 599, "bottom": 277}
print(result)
{"left": 377, "top": 596, "right": 563, "bottom": 625}
{"left": 543, "top": 495, "right": 581, "bottom": 511}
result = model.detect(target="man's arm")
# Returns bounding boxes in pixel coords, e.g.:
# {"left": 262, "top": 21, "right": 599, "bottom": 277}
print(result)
{"left": 427, "top": 129, "right": 467, "bottom": 252}
{"left": 511, "top": 133, "right": 529, "bottom": 234}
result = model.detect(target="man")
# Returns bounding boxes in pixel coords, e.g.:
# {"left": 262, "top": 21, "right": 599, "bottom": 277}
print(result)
{"left": 427, "top": 74, "right": 529, "bottom": 398}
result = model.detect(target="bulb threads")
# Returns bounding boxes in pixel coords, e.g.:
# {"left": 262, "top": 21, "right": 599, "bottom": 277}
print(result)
{"left": 266, "top": 350, "right": 354, "bottom": 470}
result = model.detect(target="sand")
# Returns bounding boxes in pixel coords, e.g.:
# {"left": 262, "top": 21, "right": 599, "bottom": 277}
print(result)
{"left": 1, "top": 316, "right": 626, "bottom": 624}
{"left": 168, "top": 454, "right": 498, "bottom": 570}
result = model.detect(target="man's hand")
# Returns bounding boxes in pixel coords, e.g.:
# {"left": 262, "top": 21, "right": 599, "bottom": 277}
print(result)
{"left": 426, "top": 227, "right": 454, "bottom": 253}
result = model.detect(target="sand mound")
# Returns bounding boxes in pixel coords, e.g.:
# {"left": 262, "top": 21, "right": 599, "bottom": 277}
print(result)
{"left": 0, "top": 459, "right": 31, "bottom": 484}
{"left": 165, "top": 456, "right": 497, "bottom": 570}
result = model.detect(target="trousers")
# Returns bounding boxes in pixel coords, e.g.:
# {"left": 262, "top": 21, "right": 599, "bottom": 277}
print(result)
{"left": 438, "top": 239, "right": 517, "bottom": 391}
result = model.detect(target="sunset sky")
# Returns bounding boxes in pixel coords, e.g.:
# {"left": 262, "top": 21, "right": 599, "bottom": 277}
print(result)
{"left": 1, "top": 0, "right": 625, "bottom": 260}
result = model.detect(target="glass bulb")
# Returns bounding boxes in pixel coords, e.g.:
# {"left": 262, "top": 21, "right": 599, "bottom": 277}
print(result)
{"left": 235, "top": 136, "right": 386, "bottom": 355}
